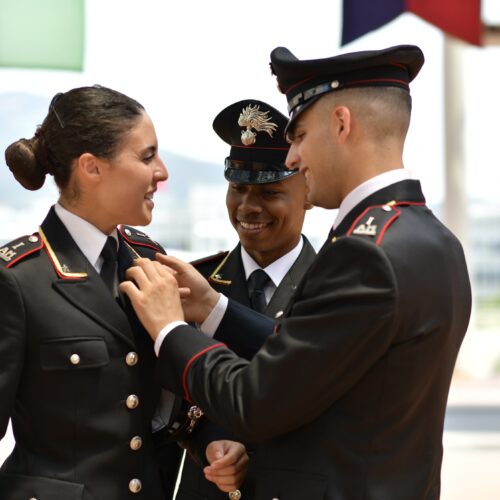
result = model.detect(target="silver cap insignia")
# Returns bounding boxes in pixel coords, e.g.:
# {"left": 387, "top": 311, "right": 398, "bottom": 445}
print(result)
{"left": 238, "top": 104, "right": 278, "bottom": 145}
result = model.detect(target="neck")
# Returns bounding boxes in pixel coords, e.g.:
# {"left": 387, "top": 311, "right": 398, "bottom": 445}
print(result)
{"left": 58, "top": 197, "right": 115, "bottom": 235}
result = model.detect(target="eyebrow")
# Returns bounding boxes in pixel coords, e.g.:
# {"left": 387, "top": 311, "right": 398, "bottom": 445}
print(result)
{"left": 140, "top": 145, "right": 157, "bottom": 155}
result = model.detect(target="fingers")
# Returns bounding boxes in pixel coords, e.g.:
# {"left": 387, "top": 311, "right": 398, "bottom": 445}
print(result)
{"left": 204, "top": 441, "right": 249, "bottom": 492}
{"left": 156, "top": 253, "right": 189, "bottom": 273}
{"left": 119, "top": 257, "right": 184, "bottom": 340}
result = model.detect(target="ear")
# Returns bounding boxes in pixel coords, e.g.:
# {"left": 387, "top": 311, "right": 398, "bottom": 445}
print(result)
{"left": 75, "top": 152, "right": 106, "bottom": 184}
{"left": 331, "top": 105, "right": 352, "bottom": 145}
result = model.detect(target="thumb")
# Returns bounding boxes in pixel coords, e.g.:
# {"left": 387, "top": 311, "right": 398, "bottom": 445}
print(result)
{"left": 206, "top": 440, "right": 226, "bottom": 464}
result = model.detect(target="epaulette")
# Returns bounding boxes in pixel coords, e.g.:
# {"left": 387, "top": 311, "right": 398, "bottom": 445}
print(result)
{"left": 0, "top": 233, "right": 43, "bottom": 269}
{"left": 346, "top": 202, "right": 401, "bottom": 246}
{"left": 118, "top": 225, "right": 163, "bottom": 252}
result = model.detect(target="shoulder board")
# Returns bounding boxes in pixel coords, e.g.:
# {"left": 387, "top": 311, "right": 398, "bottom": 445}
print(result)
{"left": 0, "top": 233, "right": 43, "bottom": 269}
{"left": 190, "top": 251, "right": 229, "bottom": 268}
{"left": 118, "top": 225, "right": 163, "bottom": 252}
{"left": 346, "top": 203, "right": 401, "bottom": 246}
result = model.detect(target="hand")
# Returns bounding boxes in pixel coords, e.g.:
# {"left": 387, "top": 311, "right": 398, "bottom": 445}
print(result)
{"left": 119, "top": 258, "right": 184, "bottom": 341}
{"left": 204, "top": 440, "right": 249, "bottom": 493}
{"left": 156, "top": 254, "right": 220, "bottom": 323}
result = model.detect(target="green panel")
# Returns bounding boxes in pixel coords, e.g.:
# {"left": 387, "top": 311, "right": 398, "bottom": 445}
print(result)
{"left": 0, "top": 0, "right": 84, "bottom": 71}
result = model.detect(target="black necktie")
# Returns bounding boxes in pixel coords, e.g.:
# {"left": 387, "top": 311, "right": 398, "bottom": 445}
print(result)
{"left": 248, "top": 269, "right": 271, "bottom": 313}
{"left": 100, "top": 236, "right": 118, "bottom": 295}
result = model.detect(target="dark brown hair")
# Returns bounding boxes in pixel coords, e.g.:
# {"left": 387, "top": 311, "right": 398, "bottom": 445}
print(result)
{"left": 4, "top": 85, "right": 145, "bottom": 191}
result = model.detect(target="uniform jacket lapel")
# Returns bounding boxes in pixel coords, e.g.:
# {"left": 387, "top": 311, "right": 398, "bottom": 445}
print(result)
{"left": 265, "top": 236, "right": 316, "bottom": 318}
{"left": 41, "top": 207, "right": 136, "bottom": 348}
{"left": 209, "top": 244, "right": 251, "bottom": 307}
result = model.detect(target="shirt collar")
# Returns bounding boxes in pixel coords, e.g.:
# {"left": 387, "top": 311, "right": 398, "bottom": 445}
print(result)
{"left": 54, "top": 203, "right": 118, "bottom": 271}
{"left": 240, "top": 236, "right": 304, "bottom": 287}
{"left": 333, "top": 169, "right": 411, "bottom": 229}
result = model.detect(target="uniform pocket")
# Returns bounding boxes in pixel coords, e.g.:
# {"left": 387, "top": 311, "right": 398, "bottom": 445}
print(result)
{"left": 0, "top": 472, "right": 85, "bottom": 499}
{"left": 40, "top": 336, "right": 109, "bottom": 370}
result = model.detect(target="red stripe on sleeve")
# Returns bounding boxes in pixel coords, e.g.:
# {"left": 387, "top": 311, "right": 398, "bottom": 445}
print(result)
{"left": 182, "top": 343, "right": 226, "bottom": 401}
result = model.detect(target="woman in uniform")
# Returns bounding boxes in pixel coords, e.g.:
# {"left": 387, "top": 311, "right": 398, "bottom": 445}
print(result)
{"left": 0, "top": 85, "right": 245, "bottom": 500}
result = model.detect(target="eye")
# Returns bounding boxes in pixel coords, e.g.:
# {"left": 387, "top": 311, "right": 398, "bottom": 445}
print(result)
{"left": 230, "top": 183, "right": 246, "bottom": 193}
{"left": 143, "top": 152, "right": 155, "bottom": 163}
{"left": 263, "top": 189, "right": 281, "bottom": 197}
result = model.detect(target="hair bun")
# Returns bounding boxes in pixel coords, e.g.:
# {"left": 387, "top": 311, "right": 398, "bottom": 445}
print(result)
{"left": 5, "top": 138, "right": 47, "bottom": 190}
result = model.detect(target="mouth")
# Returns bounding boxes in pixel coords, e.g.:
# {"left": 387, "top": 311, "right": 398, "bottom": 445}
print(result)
{"left": 144, "top": 190, "right": 156, "bottom": 201}
{"left": 238, "top": 220, "right": 271, "bottom": 232}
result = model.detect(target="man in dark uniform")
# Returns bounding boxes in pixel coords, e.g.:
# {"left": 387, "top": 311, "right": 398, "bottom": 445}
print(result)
{"left": 123, "top": 45, "right": 472, "bottom": 500}
{"left": 175, "top": 99, "right": 315, "bottom": 499}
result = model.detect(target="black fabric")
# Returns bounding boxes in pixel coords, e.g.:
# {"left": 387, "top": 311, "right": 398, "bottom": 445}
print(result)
{"left": 158, "top": 180, "right": 472, "bottom": 500}
{"left": 248, "top": 269, "right": 271, "bottom": 314}
{"left": 100, "top": 236, "right": 118, "bottom": 295}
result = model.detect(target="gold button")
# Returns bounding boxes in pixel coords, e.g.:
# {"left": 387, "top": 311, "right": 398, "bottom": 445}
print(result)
{"left": 126, "top": 394, "right": 139, "bottom": 409}
{"left": 126, "top": 352, "right": 138, "bottom": 366}
{"left": 130, "top": 435, "right": 143, "bottom": 451}
{"left": 129, "top": 478, "right": 142, "bottom": 493}
{"left": 70, "top": 354, "right": 80, "bottom": 365}
{"left": 275, "top": 310, "right": 284, "bottom": 319}
{"left": 228, "top": 490, "right": 241, "bottom": 500}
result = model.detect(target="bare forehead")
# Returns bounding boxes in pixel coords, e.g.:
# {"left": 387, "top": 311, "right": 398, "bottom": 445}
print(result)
{"left": 118, "top": 112, "right": 157, "bottom": 148}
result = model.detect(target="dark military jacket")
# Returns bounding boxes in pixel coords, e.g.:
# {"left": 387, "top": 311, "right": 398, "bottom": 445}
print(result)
{"left": 0, "top": 206, "right": 175, "bottom": 500}
{"left": 176, "top": 238, "right": 316, "bottom": 500}
{"left": 156, "top": 180, "right": 472, "bottom": 500}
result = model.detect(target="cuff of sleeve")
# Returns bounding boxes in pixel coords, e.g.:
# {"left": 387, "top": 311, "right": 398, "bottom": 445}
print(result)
{"left": 154, "top": 320, "right": 188, "bottom": 356}
{"left": 199, "top": 294, "right": 228, "bottom": 338}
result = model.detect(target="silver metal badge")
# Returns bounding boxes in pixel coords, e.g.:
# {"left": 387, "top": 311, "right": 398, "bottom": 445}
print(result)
{"left": 353, "top": 216, "right": 377, "bottom": 236}
{"left": 238, "top": 104, "right": 278, "bottom": 145}
{"left": 0, "top": 246, "right": 16, "bottom": 262}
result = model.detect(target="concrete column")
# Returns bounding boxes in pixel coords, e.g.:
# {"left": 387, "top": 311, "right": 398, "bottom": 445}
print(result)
{"left": 443, "top": 36, "right": 469, "bottom": 250}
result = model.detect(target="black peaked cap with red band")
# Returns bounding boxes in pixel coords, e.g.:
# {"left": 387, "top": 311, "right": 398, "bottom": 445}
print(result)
{"left": 269, "top": 44, "right": 425, "bottom": 131}
{"left": 213, "top": 99, "right": 297, "bottom": 185}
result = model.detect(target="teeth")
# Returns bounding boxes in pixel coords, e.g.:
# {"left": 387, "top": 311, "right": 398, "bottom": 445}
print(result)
{"left": 239, "top": 221, "right": 266, "bottom": 230}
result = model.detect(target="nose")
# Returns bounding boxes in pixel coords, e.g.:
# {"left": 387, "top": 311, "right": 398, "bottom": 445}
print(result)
{"left": 286, "top": 143, "right": 301, "bottom": 170}
{"left": 155, "top": 157, "right": 168, "bottom": 183}
{"left": 239, "top": 189, "right": 262, "bottom": 214}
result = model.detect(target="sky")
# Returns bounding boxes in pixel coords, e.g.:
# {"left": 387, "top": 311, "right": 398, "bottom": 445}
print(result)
{"left": 1, "top": 0, "right": 500, "bottom": 205}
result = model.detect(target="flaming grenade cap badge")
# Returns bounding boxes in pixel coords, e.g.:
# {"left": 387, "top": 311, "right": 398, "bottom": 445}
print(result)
{"left": 238, "top": 104, "right": 278, "bottom": 145}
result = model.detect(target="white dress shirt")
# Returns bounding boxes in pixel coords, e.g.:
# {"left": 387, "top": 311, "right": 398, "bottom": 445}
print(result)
{"left": 54, "top": 203, "right": 117, "bottom": 272}
{"left": 240, "top": 237, "right": 304, "bottom": 304}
